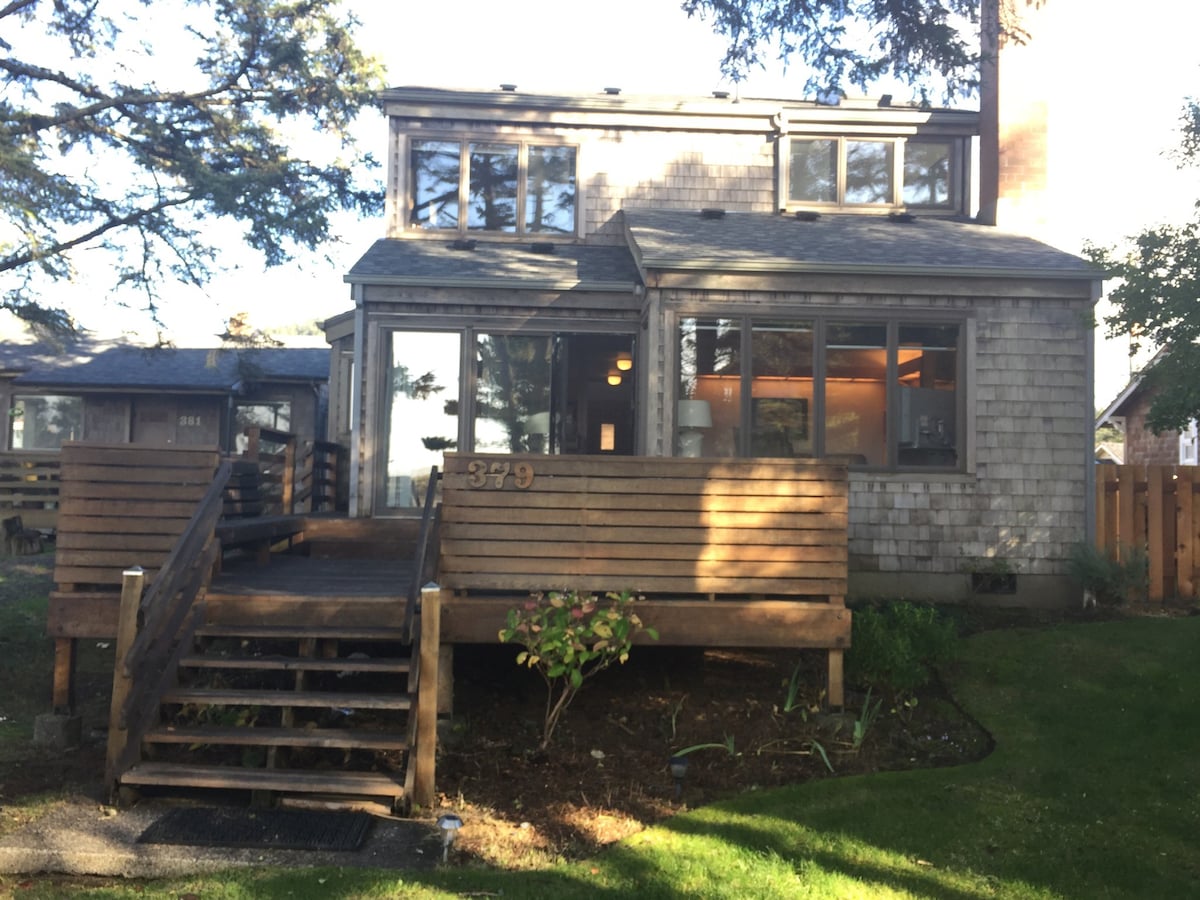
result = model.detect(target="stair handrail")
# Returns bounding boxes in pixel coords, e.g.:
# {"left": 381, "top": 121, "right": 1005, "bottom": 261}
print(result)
{"left": 404, "top": 466, "right": 441, "bottom": 643}
{"left": 107, "top": 459, "right": 233, "bottom": 789}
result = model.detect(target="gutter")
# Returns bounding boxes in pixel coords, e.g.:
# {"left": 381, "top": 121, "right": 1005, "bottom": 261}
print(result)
{"left": 638, "top": 258, "right": 1102, "bottom": 281}
{"left": 342, "top": 275, "right": 642, "bottom": 293}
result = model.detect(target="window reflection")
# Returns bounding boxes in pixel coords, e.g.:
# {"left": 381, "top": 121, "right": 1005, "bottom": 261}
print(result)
{"left": 468, "top": 143, "right": 519, "bottom": 232}
{"left": 526, "top": 146, "right": 576, "bottom": 233}
{"left": 903, "top": 142, "right": 952, "bottom": 206}
{"left": 383, "top": 332, "right": 460, "bottom": 509}
{"left": 679, "top": 318, "right": 740, "bottom": 457}
{"left": 789, "top": 139, "right": 837, "bottom": 203}
{"left": 845, "top": 141, "right": 894, "bottom": 204}
{"left": 474, "top": 334, "right": 553, "bottom": 454}
{"left": 409, "top": 140, "right": 460, "bottom": 229}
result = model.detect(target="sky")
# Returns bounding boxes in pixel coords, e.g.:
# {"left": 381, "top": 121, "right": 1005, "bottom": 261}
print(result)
{"left": 16, "top": 0, "right": 1200, "bottom": 408}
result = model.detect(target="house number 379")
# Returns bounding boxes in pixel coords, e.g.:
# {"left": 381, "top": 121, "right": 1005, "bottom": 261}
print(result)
{"left": 466, "top": 460, "right": 534, "bottom": 489}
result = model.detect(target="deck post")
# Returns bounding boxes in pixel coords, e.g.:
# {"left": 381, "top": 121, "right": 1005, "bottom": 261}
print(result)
{"left": 51, "top": 638, "right": 77, "bottom": 712}
{"left": 105, "top": 566, "right": 145, "bottom": 795}
{"left": 827, "top": 648, "right": 845, "bottom": 710}
{"left": 414, "top": 583, "right": 442, "bottom": 809}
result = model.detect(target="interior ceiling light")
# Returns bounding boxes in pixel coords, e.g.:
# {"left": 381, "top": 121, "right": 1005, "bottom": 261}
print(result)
{"left": 616, "top": 352, "right": 633, "bottom": 371}
{"left": 607, "top": 370, "right": 622, "bottom": 386}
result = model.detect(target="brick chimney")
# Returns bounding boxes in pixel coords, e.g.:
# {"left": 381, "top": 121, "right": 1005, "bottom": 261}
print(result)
{"left": 977, "top": 0, "right": 1050, "bottom": 233}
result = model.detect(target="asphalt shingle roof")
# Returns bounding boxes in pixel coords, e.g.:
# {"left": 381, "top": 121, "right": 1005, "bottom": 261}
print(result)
{"left": 345, "top": 238, "right": 642, "bottom": 288}
{"left": 11, "top": 345, "right": 329, "bottom": 391}
{"left": 622, "top": 210, "right": 1099, "bottom": 278}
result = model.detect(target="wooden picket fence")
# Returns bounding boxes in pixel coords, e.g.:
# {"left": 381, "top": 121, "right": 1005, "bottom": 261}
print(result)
{"left": 1095, "top": 464, "right": 1200, "bottom": 602}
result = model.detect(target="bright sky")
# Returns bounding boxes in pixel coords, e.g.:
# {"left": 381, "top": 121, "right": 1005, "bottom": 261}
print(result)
{"left": 23, "top": 0, "right": 1200, "bottom": 408}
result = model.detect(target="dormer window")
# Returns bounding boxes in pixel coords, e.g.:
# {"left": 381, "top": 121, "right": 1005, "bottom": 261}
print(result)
{"left": 786, "top": 137, "right": 959, "bottom": 211}
{"left": 409, "top": 139, "right": 577, "bottom": 235}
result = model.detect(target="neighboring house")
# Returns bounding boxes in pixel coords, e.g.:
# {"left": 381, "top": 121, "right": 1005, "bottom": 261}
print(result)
{"left": 1, "top": 339, "right": 329, "bottom": 453}
{"left": 331, "top": 85, "right": 1101, "bottom": 606}
{"left": 1096, "top": 350, "right": 1194, "bottom": 466}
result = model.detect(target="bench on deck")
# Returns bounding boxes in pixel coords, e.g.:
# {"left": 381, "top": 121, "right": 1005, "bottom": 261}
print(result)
{"left": 436, "top": 453, "right": 851, "bottom": 707}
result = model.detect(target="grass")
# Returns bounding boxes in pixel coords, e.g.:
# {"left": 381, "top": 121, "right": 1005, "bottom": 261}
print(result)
{"left": 0, "top": 554, "right": 57, "bottom": 757}
{"left": 5, "top": 601, "right": 1199, "bottom": 897}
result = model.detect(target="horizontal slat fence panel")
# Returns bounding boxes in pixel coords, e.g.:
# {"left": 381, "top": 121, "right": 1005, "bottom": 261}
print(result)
{"left": 0, "top": 451, "right": 61, "bottom": 531}
{"left": 438, "top": 453, "right": 848, "bottom": 599}
{"left": 52, "top": 443, "right": 221, "bottom": 593}
{"left": 1094, "top": 463, "right": 1200, "bottom": 603}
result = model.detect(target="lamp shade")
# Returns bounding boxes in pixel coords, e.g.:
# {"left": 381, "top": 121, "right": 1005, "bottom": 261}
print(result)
{"left": 677, "top": 399, "right": 713, "bottom": 429}
{"left": 524, "top": 411, "right": 551, "bottom": 435}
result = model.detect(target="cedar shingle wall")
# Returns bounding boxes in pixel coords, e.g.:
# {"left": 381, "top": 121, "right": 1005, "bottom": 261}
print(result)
{"left": 1123, "top": 396, "right": 1180, "bottom": 466}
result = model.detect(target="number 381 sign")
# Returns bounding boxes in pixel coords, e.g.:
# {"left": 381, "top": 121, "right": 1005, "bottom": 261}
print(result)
{"left": 465, "top": 460, "right": 535, "bottom": 490}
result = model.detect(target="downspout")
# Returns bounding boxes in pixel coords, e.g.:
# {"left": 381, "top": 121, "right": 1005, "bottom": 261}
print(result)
{"left": 348, "top": 285, "right": 366, "bottom": 518}
{"left": 1085, "top": 280, "right": 1101, "bottom": 548}
{"left": 977, "top": 0, "right": 1000, "bottom": 225}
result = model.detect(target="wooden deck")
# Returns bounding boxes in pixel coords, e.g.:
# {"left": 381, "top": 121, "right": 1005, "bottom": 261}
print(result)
{"left": 205, "top": 556, "right": 415, "bottom": 629}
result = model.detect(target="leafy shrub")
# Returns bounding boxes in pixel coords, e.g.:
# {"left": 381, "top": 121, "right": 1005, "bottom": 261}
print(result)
{"left": 499, "top": 589, "right": 656, "bottom": 750}
{"left": 846, "top": 601, "right": 957, "bottom": 698}
{"left": 1067, "top": 542, "right": 1148, "bottom": 606}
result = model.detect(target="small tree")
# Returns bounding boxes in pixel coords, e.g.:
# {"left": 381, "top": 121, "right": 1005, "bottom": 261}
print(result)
{"left": 499, "top": 590, "right": 657, "bottom": 751}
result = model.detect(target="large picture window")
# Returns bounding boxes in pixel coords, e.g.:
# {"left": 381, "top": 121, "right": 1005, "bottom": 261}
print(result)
{"left": 678, "top": 317, "right": 960, "bottom": 470}
{"left": 787, "top": 137, "right": 958, "bottom": 210}
{"left": 9, "top": 394, "right": 82, "bottom": 450}
{"left": 409, "top": 139, "right": 577, "bottom": 235}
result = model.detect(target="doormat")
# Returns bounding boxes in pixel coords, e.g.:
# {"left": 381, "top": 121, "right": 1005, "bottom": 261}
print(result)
{"left": 138, "top": 806, "right": 373, "bottom": 852}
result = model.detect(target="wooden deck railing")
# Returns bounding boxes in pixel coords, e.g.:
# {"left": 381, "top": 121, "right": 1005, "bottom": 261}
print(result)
{"left": 1095, "top": 463, "right": 1200, "bottom": 602}
{"left": 404, "top": 466, "right": 441, "bottom": 643}
{"left": 437, "top": 453, "right": 851, "bottom": 706}
{"left": 105, "top": 460, "right": 232, "bottom": 791}
{"left": 0, "top": 451, "right": 61, "bottom": 533}
{"left": 231, "top": 427, "right": 341, "bottom": 517}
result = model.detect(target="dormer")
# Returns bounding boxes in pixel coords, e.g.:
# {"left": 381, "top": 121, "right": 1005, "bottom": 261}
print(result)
{"left": 379, "top": 86, "right": 980, "bottom": 241}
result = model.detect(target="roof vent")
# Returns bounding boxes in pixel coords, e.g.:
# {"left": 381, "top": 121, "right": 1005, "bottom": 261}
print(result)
{"left": 529, "top": 242, "right": 556, "bottom": 254}
{"left": 451, "top": 238, "right": 478, "bottom": 251}
{"left": 794, "top": 210, "right": 821, "bottom": 222}
{"left": 878, "top": 94, "right": 893, "bottom": 108}
{"left": 712, "top": 90, "right": 730, "bottom": 100}
{"left": 887, "top": 212, "right": 917, "bottom": 224}
{"left": 699, "top": 208, "right": 726, "bottom": 220}
{"left": 603, "top": 86, "right": 621, "bottom": 95}
{"left": 499, "top": 83, "right": 517, "bottom": 92}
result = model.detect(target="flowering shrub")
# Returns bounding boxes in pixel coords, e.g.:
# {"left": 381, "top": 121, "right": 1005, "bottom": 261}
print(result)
{"left": 499, "top": 589, "right": 657, "bottom": 750}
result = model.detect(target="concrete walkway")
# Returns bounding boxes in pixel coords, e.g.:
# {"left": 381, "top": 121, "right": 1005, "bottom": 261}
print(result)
{"left": 0, "top": 792, "right": 439, "bottom": 879}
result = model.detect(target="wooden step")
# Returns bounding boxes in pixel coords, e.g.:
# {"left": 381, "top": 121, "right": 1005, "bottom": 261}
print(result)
{"left": 143, "top": 726, "right": 410, "bottom": 751}
{"left": 179, "top": 654, "right": 412, "bottom": 675}
{"left": 195, "top": 625, "right": 410, "bottom": 642}
{"left": 161, "top": 688, "right": 412, "bottom": 711}
{"left": 120, "top": 762, "right": 405, "bottom": 799}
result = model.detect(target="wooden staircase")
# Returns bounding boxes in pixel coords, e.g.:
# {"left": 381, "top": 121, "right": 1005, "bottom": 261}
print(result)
{"left": 119, "top": 622, "right": 417, "bottom": 811}
{"left": 108, "top": 502, "right": 440, "bottom": 813}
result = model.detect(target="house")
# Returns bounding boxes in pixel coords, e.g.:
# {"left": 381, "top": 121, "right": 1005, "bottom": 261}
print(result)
{"left": 0, "top": 337, "right": 331, "bottom": 537}
{"left": 332, "top": 85, "right": 1101, "bottom": 606}
{"left": 2, "top": 339, "right": 329, "bottom": 453}
{"left": 1096, "top": 350, "right": 1194, "bottom": 466}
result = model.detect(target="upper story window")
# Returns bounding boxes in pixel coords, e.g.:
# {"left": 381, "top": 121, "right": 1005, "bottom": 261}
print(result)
{"left": 787, "top": 137, "right": 958, "bottom": 211}
{"left": 409, "top": 139, "right": 577, "bottom": 235}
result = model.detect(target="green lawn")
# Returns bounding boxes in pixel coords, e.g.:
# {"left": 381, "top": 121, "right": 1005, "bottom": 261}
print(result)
{"left": 10, "top": 614, "right": 1200, "bottom": 899}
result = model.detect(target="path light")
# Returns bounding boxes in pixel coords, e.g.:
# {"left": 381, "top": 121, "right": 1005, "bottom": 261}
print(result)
{"left": 669, "top": 754, "right": 689, "bottom": 799}
{"left": 437, "top": 813, "right": 463, "bottom": 862}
